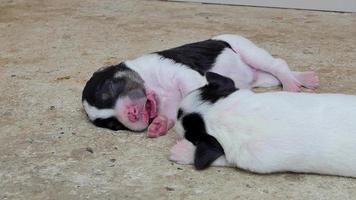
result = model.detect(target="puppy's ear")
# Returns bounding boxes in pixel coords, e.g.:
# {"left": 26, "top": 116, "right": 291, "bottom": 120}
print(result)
{"left": 194, "top": 135, "right": 224, "bottom": 170}
{"left": 201, "top": 72, "right": 237, "bottom": 103}
{"left": 205, "top": 72, "right": 236, "bottom": 91}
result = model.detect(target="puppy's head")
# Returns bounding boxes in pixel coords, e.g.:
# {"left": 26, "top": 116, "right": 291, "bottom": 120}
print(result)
{"left": 82, "top": 63, "right": 158, "bottom": 131}
{"left": 175, "top": 72, "right": 237, "bottom": 169}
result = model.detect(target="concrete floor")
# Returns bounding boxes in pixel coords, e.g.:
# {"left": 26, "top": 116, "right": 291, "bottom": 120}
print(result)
{"left": 1, "top": 0, "right": 356, "bottom": 199}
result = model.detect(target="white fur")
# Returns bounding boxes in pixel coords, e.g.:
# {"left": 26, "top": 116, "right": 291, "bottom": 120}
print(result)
{"left": 176, "top": 90, "right": 356, "bottom": 177}
{"left": 83, "top": 100, "right": 115, "bottom": 121}
{"left": 125, "top": 54, "right": 208, "bottom": 121}
{"left": 212, "top": 34, "right": 305, "bottom": 91}
{"left": 203, "top": 48, "right": 255, "bottom": 89}
{"left": 123, "top": 34, "right": 304, "bottom": 123}
{"left": 125, "top": 54, "right": 207, "bottom": 98}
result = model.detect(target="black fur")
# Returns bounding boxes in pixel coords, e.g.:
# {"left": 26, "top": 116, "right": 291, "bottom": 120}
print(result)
{"left": 200, "top": 72, "right": 238, "bottom": 103}
{"left": 93, "top": 117, "right": 128, "bottom": 131}
{"left": 177, "top": 108, "right": 183, "bottom": 119}
{"left": 157, "top": 39, "right": 232, "bottom": 75}
{"left": 195, "top": 139, "right": 225, "bottom": 170}
{"left": 182, "top": 113, "right": 224, "bottom": 170}
{"left": 82, "top": 63, "right": 144, "bottom": 131}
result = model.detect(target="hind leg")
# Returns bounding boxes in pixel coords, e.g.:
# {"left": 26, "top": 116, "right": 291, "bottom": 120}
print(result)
{"left": 213, "top": 34, "right": 319, "bottom": 92}
{"left": 252, "top": 70, "right": 280, "bottom": 88}
{"left": 253, "top": 70, "right": 319, "bottom": 89}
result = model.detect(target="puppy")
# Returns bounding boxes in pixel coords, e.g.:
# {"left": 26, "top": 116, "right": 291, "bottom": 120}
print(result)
{"left": 171, "top": 72, "right": 356, "bottom": 177}
{"left": 82, "top": 34, "right": 319, "bottom": 137}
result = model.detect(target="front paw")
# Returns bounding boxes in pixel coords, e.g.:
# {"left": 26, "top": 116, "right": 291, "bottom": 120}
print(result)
{"left": 169, "top": 139, "right": 195, "bottom": 165}
{"left": 147, "top": 116, "right": 169, "bottom": 138}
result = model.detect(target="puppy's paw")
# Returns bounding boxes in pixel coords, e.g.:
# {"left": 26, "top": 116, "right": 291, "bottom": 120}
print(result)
{"left": 294, "top": 71, "right": 320, "bottom": 90}
{"left": 147, "top": 115, "right": 168, "bottom": 138}
{"left": 283, "top": 80, "right": 302, "bottom": 92}
{"left": 169, "top": 139, "right": 195, "bottom": 165}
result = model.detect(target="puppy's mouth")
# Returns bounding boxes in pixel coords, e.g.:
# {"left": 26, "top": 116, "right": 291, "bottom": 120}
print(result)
{"left": 143, "top": 95, "right": 157, "bottom": 124}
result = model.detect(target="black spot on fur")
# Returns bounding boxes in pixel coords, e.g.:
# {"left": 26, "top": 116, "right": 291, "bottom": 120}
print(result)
{"left": 195, "top": 139, "right": 224, "bottom": 170}
{"left": 177, "top": 109, "right": 183, "bottom": 119}
{"left": 93, "top": 117, "right": 129, "bottom": 131}
{"left": 157, "top": 39, "right": 232, "bottom": 75}
{"left": 182, "top": 113, "right": 224, "bottom": 170}
{"left": 200, "top": 72, "right": 238, "bottom": 103}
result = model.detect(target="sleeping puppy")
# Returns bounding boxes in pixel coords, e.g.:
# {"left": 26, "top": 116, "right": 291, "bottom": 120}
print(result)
{"left": 82, "top": 34, "right": 319, "bottom": 138}
{"left": 171, "top": 72, "right": 356, "bottom": 177}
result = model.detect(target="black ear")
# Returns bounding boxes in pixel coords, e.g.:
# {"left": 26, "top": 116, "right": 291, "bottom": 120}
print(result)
{"left": 200, "top": 72, "right": 237, "bottom": 103}
{"left": 182, "top": 112, "right": 225, "bottom": 169}
{"left": 205, "top": 72, "right": 236, "bottom": 91}
{"left": 194, "top": 135, "right": 224, "bottom": 170}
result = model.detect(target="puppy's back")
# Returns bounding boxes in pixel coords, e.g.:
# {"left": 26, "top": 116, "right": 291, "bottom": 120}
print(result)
{"left": 204, "top": 90, "right": 356, "bottom": 176}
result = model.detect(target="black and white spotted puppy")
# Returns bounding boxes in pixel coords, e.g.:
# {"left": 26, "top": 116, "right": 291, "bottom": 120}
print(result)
{"left": 171, "top": 72, "right": 356, "bottom": 177}
{"left": 82, "top": 34, "right": 319, "bottom": 138}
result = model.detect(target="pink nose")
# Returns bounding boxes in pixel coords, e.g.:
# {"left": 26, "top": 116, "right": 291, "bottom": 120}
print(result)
{"left": 128, "top": 106, "right": 139, "bottom": 122}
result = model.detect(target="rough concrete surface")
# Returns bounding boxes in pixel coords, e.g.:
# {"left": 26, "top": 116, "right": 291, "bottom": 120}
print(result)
{"left": 1, "top": 0, "right": 356, "bottom": 199}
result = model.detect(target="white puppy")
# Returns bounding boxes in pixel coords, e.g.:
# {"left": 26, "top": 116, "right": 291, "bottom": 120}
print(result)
{"left": 170, "top": 72, "right": 356, "bottom": 177}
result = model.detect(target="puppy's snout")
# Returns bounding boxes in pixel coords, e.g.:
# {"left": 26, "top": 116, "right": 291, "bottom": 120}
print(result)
{"left": 127, "top": 106, "right": 139, "bottom": 122}
{"left": 130, "top": 107, "right": 138, "bottom": 114}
